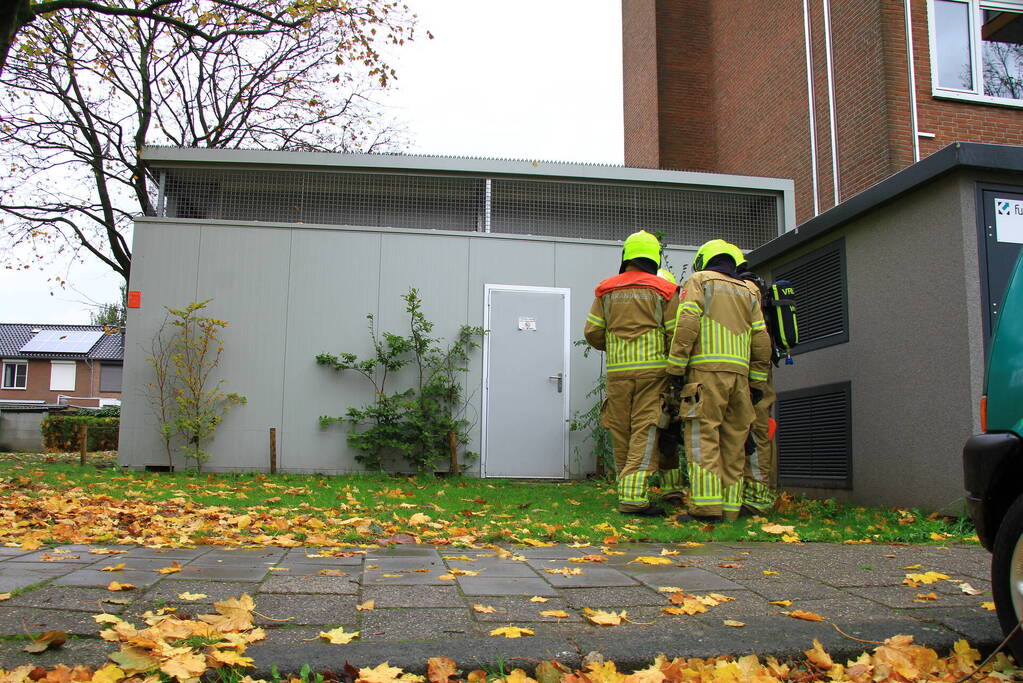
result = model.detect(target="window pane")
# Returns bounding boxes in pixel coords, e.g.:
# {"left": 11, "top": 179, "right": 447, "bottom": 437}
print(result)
{"left": 982, "top": 9, "right": 1023, "bottom": 99}
{"left": 935, "top": 0, "right": 974, "bottom": 90}
{"left": 3, "top": 363, "right": 26, "bottom": 389}
{"left": 100, "top": 363, "right": 123, "bottom": 393}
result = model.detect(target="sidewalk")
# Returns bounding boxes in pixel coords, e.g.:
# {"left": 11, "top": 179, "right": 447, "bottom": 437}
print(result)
{"left": 0, "top": 541, "right": 1000, "bottom": 675}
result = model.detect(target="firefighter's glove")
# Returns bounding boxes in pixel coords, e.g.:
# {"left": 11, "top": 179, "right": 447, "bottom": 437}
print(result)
{"left": 750, "top": 386, "right": 764, "bottom": 405}
{"left": 668, "top": 375, "right": 686, "bottom": 392}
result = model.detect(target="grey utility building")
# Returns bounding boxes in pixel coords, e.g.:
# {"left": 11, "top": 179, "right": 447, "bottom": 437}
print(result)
{"left": 748, "top": 142, "right": 1023, "bottom": 512}
{"left": 121, "top": 148, "right": 793, "bottom": 477}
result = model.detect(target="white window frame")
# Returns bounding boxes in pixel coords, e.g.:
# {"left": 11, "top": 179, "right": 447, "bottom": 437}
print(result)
{"left": 49, "top": 360, "right": 77, "bottom": 391}
{"left": 1, "top": 360, "right": 28, "bottom": 390}
{"left": 928, "top": 0, "right": 1023, "bottom": 108}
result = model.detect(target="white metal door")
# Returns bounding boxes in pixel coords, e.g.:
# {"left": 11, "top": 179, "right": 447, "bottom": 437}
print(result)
{"left": 482, "top": 285, "right": 570, "bottom": 478}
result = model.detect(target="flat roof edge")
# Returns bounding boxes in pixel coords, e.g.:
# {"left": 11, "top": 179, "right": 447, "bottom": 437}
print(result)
{"left": 748, "top": 142, "right": 1023, "bottom": 266}
{"left": 141, "top": 146, "right": 793, "bottom": 194}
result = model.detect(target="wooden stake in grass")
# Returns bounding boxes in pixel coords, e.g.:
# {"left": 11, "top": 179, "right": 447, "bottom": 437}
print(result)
{"left": 79, "top": 423, "right": 88, "bottom": 465}
{"left": 269, "top": 427, "right": 277, "bottom": 474}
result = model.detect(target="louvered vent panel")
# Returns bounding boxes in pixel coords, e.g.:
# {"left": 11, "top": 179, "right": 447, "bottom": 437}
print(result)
{"left": 774, "top": 240, "right": 847, "bottom": 350}
{"left": 777, "top": 383, "right": 851, "bottom": 488}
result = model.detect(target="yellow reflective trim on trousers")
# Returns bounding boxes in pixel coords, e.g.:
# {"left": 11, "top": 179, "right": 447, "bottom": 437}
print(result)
{"left": 619, "top": 470, "right": 650, "bottom": 505}
{"left": 606, "top": 329, "right": 666, "bottom": 369}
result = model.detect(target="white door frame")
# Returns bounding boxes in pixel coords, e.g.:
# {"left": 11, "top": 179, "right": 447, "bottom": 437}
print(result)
{"left": 481, "top": 284, "right": 571, "bottom": 478}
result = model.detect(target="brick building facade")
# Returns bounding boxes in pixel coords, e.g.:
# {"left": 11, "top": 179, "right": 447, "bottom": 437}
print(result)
{"left": 623, "top": 0, "right": 1023, "bottom": 223}
{"left": 0, "top": 325, "right": 123, "bottom": 407}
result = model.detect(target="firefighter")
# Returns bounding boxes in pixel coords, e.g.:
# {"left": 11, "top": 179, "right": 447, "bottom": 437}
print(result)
{"left": 735, "top": 255, "right": 778, "bottom": 515}
{"left": 667, "top": 239, "right": 771, "bottom": 522}
{"left": 584, "top": 230, "right": 679, "bottom": 516}
{"left": 655, "top": 265, "right": 686, "bottom": 506}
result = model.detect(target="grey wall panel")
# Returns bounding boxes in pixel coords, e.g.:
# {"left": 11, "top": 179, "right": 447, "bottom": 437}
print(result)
{"left": 281, "top": 229, "right": 382, "bottom": 473}
{"left": 377, "top": 233, "right": 474, "bottom": 474}
{"left": 770, "top": 173, "right": 974, "bottom": 511}
{"left": 120, "top": 222, "right": 201, "bottom": 469}
{"left": 193, "top": 225, "right": 292, "bottom": 470}
{"left": 468, "top": 238, "right": 558, "bottom": 474}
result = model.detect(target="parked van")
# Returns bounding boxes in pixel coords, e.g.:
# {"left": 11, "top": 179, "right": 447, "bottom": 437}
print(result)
{"left": 963, "top": 249, "right": 1023, "bottom": 658}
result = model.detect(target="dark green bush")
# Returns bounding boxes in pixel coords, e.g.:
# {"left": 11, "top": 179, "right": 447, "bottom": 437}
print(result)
{"left": 40, "top": 414, "right": 119, "bottom": 451}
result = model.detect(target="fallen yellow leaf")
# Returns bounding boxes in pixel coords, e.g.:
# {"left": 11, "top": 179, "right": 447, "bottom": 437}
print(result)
{"left": 438, "top": 574, "right": 456, "bottom": 581}
{"left": 913, "top": 592, "right": 940, "bottom": 603}
{"left": 584, "top": 608, "right": 626, "bottom": 625}
{"left": 106, "top": 582, "right": 135, "bottom": 591}
{"left": 540, "top": 610, "right": 570, "bottom": 618}
{"left": 319, "top": 627, "right": 359, "bottom": 644}
{"left": 473, "top": 604, "right": 498, "bottom": 614}
{"left": 529, "top": 596, "right": 549, "bottom": 603}
{"left": 101, "top": 563, "right": 125, "bottom": 571}
{"left": 155, "top": 561, "right": 183, "bottom": 575}
{"left": 356, "top": 600, "right": 375, "bottom": 611}
{"left": 545, "top": 567, "right": 583, "bottom": 576}
{"left": 489, "top": 626, "right": 534, "bottom": 638}
{"left": 982, "top": 602, "right": 996, "bottom": 610}
{"left": 0, "top": 593, "right": 9, "bottom": 601}
{"left": 783, "top": 609, "right": 825, "bottom": 622}
{"left": 761, "top": 523, "right": 796, "bottom": 534}
{"left": 90, "top": 664, "right": 125, "bottom": 683}
{"left": 769, "top": 600, "right": 793, "bottom": 607}
{"left": 630, "top": 556, "right": 673, "bottom": 565}
{"left": 723, "top": 620, "right": 746, "bottom": 627}
{"left": 763, "top": 570, "right": 779, "bottom": 575}
{"left": 178, "top": 592, "right": 207, "bottom": 601}
{"left": 903, "top": 571, "right": 950, "bottom": 586}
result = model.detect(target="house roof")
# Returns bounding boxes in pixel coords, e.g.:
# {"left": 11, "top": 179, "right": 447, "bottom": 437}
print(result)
{"left": 748, "top": 142, "right": 1023, "bottom": 267}
{"left": 0, "top": 324, "right": 124, "bottom": 361}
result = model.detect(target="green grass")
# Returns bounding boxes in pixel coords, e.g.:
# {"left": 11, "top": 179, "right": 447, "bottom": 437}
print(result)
{"left": 0, "top": 453, "right": 977, "bottom": 546}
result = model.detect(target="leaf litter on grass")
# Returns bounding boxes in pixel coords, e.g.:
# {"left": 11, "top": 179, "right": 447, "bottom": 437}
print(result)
{"left": 0, "top": 454, "right": 979, "bottom": 548}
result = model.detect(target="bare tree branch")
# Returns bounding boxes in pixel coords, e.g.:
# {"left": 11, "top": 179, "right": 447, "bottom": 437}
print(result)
{"left": 0, "top": 1, "right": 418, "bottom": 285}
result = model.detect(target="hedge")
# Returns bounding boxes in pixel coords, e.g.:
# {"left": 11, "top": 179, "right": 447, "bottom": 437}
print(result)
{"left": 40, "top": 415, "right": 119, "bottom": 451}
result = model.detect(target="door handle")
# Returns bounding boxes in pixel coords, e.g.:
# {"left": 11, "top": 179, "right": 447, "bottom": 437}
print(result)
{"left": 548, "top": 372, "right": 563, "bottom": 393}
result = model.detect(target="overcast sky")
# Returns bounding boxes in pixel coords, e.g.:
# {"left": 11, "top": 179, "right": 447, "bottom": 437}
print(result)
{"left": 0, "top": 0, "right": 624, "bottom": 325}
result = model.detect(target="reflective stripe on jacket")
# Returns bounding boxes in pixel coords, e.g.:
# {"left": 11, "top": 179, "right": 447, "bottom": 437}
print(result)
{"left": 584, "top": 271, "right": 679, "bottom": 376}
{"left": 668, "top": 270, "right": 771, "bottom": 377}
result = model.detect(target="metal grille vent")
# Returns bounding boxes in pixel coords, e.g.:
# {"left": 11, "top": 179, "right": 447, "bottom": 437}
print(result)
{"left": 777, "top": 382, "right": 851, "bottom": 488}
{"left": 160, "top": 167, "right": 780, "bottom": 249}
{"left": 164, "top": 169, "right": 485, "bottom": 232}
{"left": 774, "top": 240, "right": 848, "bottom": 350}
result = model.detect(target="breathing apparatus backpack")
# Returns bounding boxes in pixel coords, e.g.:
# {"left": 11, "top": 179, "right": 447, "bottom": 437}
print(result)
{"left": 741, "top": 274, "right": 799, "bottom": 365}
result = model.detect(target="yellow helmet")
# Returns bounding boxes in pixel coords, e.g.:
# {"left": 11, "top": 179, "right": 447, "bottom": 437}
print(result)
{"left": 621, "top": 230, "right": 661, "bottom": 268}
{"left": 729, "top": 243, "right": 748, "bottom": 269}
{"left": 657, "top": 268, "right": 676, "bottom": 284}
{"left": 693, "top": 239, "right": 739, "bottom": 272}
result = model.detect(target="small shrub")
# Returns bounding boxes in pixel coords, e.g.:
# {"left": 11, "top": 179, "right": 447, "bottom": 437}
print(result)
{"left": 41, "top": 414, "right": 119, "bottom": 451}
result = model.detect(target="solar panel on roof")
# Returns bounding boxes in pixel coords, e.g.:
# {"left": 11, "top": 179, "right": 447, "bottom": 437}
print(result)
{"left": 20, "top": 330, "right": 104, "bottom": 354}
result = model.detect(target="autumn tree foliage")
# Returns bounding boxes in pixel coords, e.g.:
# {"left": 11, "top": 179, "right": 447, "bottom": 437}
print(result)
{"left": 0, "top": 0, "right": 421, "bottom": 283}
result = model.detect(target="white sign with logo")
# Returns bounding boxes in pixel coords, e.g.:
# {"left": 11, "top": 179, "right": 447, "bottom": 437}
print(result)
{"left": 995, "top": 197, "right": 1023, "bottom": 244}
{"left": 518, "top": 317, "right": 537, "bottom": 331}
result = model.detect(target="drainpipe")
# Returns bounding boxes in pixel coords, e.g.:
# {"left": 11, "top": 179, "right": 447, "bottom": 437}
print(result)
{"left": 802, "top": 0, "right": 821, "bottom": 216}
{"left": 904, "top": 0, "right": 921, "bottom": 162}
{"left": 822, "top": 0, "right": 841, "bottom": 207}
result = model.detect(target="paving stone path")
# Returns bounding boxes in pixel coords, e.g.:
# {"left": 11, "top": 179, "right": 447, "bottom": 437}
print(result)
{"left": 0, "top": 542, "right": 1001, "bottom": 675}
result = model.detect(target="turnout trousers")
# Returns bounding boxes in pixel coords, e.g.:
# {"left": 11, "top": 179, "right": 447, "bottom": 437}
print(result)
{"left": 681, "top": 368, "right": 755, "bottom": 520}
{"left": 601, "top": 371, "right": 667, "bottom": 512}
{"left": 744, "top": 367, "right": 777, "bottom": 513}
